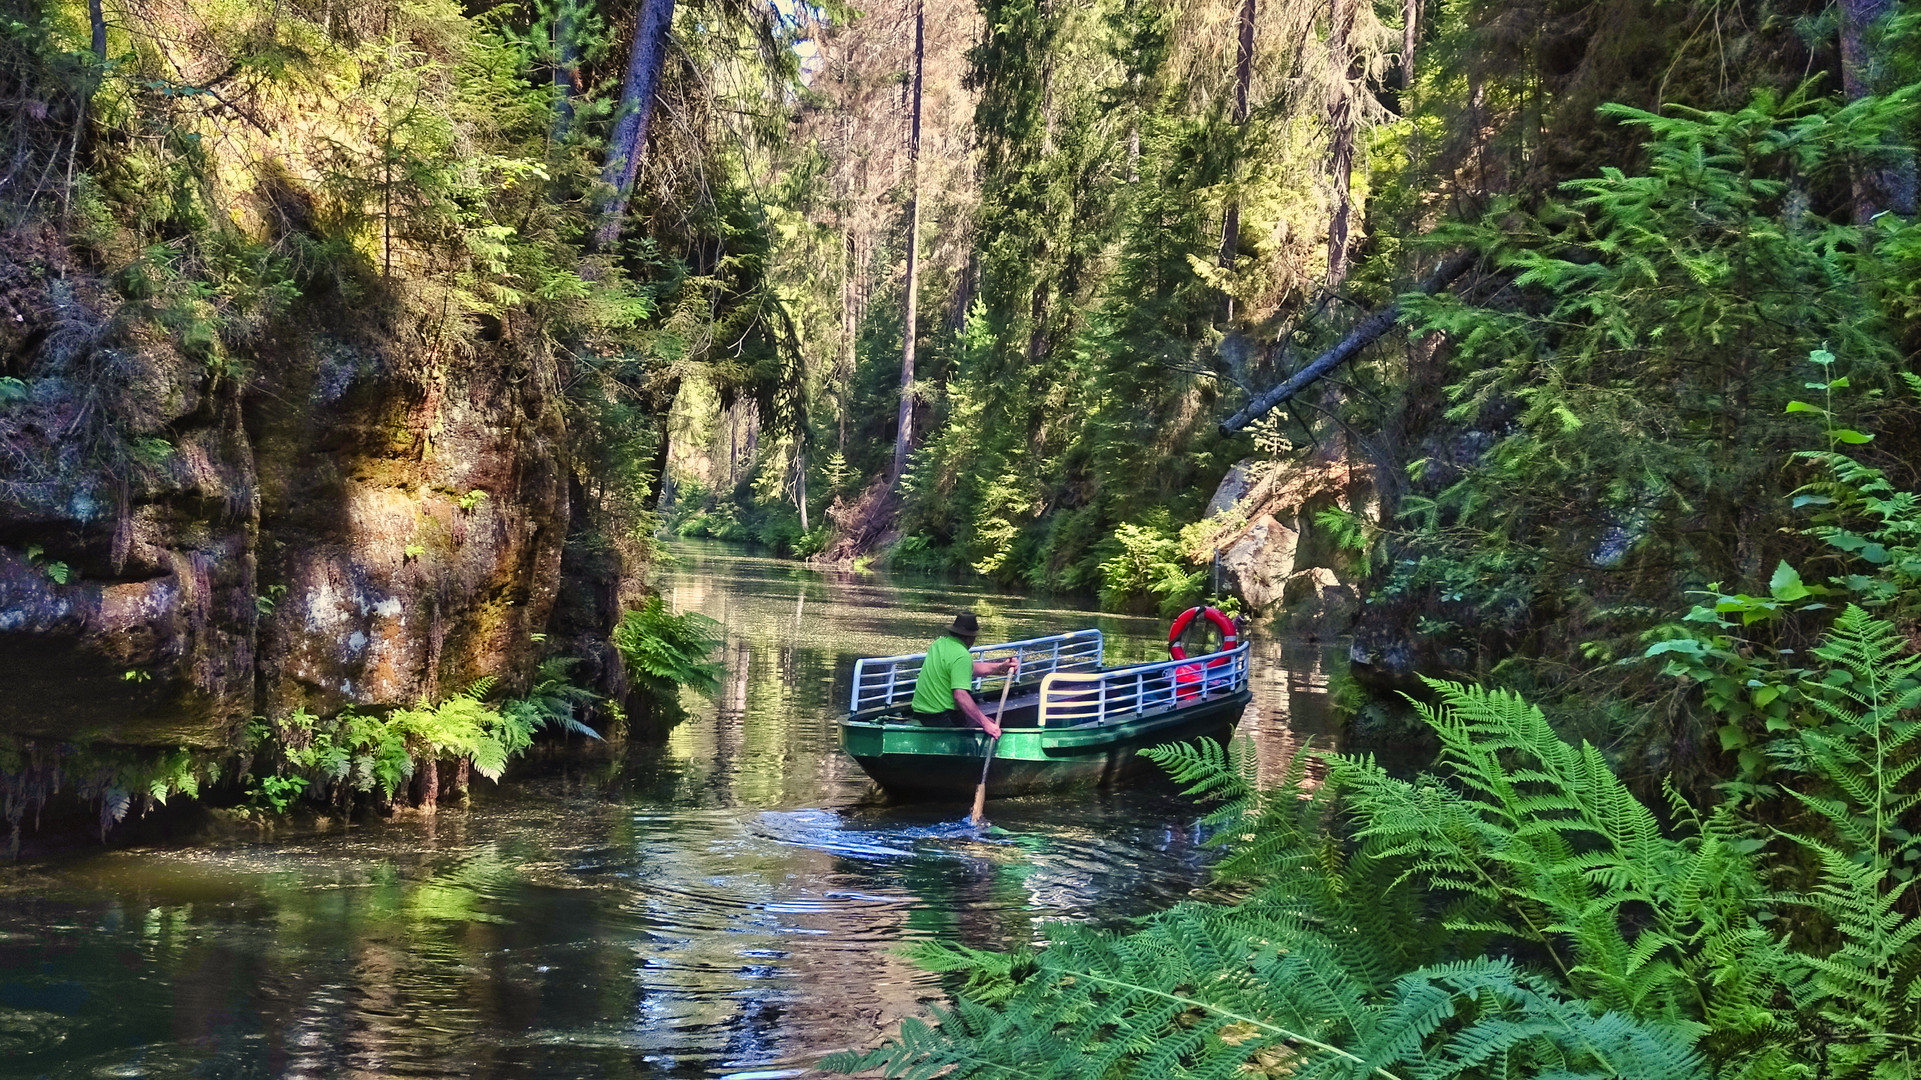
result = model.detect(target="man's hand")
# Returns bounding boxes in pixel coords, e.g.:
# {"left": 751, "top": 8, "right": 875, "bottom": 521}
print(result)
{"left": 1002, "top": 656, "right": 1019, "bottom": 675}
{"left": 980, "top": 718, "right": 1003, "bottom": 738}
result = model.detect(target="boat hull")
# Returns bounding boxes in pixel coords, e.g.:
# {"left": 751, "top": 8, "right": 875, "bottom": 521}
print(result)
{"left": 839, "top": 689, "right": 1251, "bottom": 800}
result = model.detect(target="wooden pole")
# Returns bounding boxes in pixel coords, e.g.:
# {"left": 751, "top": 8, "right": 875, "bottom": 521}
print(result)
{"left": 970, "top": 671, "right": 1014, "bottom": 828}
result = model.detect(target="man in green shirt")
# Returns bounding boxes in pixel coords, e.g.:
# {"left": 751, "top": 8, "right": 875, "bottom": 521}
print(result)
{"left": 910, "top": 612, "right": 1018, "bottom": 737}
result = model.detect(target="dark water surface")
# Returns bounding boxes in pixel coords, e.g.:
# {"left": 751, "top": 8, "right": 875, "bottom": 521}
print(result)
{"left": 0, "top": 542, "right": 1341, "bottom": 1079}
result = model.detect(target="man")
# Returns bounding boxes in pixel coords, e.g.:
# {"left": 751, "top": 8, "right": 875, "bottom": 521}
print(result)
{"left": 910, "top": 612, "right": 1018, "bottom": 737}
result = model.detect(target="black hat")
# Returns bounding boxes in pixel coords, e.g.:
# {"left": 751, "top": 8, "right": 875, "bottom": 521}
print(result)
{"left": 948, "top": 612, "right": 980, "bottom": 638}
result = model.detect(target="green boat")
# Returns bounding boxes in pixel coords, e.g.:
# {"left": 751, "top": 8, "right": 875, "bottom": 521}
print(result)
{"left": 839, "top": 628, "right": 1253, "bottom": 800}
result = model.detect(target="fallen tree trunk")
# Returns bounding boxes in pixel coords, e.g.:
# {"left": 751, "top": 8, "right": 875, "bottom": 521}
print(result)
{"left": 1219, "top": 251, "right": 1475, "bottom": 435}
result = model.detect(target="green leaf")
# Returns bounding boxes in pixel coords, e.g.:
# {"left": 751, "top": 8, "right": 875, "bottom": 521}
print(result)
{"left": 1769, "top": 561, "right": 1809, "bottom": 602}
{"left": 1785, "top": 400, "right": 1823, "bottom": 414}
{"left": 1832, "top": 428, "right": 1874, "bottom": 444}
{"left": 1645, "top": 639, "right": 1708, "bottom": 658}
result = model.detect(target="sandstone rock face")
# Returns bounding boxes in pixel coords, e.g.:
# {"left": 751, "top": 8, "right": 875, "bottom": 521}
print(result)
{"left": 1201, "top": 456, "right": 1373, "bottom": 640}
{"left": 0, "top": 236, "right": 596, "bottom": 750}
{"left": 0, "top": 236, "right": 258, "bottom": 746}
{"left": 249, "top": 330, "right": 572, "bottom": 719}
{"left": 1205, "top": 460, "right": 1264, "bottom": 519}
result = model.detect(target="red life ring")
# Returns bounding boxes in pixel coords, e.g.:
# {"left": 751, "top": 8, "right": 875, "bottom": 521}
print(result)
{"left": 1175, "top": 663, "right": 1202, "bottom": 699}
{"left": 1168, "top": 606, "right": 1238, "bottom": 661}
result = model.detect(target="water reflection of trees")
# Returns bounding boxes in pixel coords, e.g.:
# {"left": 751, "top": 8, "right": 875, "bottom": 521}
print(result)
{"left": 1242, "top": 636, "right": 1341, "bottom": 791}
{"left": 1, "top": 546, "right": 1354, "bottom": 1078}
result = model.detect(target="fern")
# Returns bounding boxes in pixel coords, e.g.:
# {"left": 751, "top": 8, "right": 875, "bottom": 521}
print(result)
{"left": 502, "top": 656, "right": 606, "bottom": 740}
{"left": 1142, "top": 737, "right": 1259, "bottom": 832}
{"left": 1778, "top": 606, "right": 1921, "bottom": 867}
{"left": 825, "top": 606, "right": 1921, "bottom": 1080}
{"left": 612, "top": 595, "right": 724, "bottom": 698}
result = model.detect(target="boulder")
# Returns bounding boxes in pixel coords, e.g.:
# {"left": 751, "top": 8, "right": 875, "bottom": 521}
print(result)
{"left": 1200, "top": 453, "right": 1372, "bottom": 641}
{"left": 1279, "top": 566, "right": 1361, "bottom": 640}
{"left": 1205, "top": 459, "right": 1265, "bottom": 518}
{"left": 1220, "top": 514, "right": 1299, "bottom": 609}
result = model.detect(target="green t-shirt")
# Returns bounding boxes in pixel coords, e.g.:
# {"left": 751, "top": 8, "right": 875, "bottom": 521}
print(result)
{"left": 910, "top": 634, "right": 976, "bottom": 714}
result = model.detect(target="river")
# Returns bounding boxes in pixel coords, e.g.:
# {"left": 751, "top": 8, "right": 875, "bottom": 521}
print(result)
{"left": 0, "top": 541, "right": 1342, "bottom": 1079}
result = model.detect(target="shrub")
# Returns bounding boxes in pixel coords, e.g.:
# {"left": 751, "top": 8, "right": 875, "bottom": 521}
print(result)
{"left": 612, "top": 595, "right": 723, "bottom": 699}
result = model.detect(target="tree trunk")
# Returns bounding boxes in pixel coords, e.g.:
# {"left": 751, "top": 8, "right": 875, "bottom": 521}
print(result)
{"left": 593, "top": 0, "right": 677, "bottom": 250}
{"left": 1127, "top": 71, "right": 1141, "bottom": 183}
{"left": 413, "top": 755, "right": 438, "bottom": 814}
{"left": 89, "top": 0, "right": 105, "bottom": 59}
{"left": 645, "top": 421, "right": 673, "bottom": 508}
{"left": 1839, "top": 0, "right": 1917, "bottom": 222}
{"left": 1219, "top": 0, "right": 1256, "bottom": 270}
{"left": 1401, "top": 0, "right": 1418, "bottom": 93}
{"left": 840, "top": 229, "right": 857, "bottom": 452}
{"left": 1326, "top": 0, "right": 1357, "bottom": 294}
{"left": 551, "top": 0, "right": 580, "bottom": 142}
{"left": 1402, "top": 0, "right": 1420, "bottom": 169}
{"left": 891, "top": 0, "right": 925, "bottom": 485}
{"left": 796, "top": 447, "right": 809, "bottom": 531}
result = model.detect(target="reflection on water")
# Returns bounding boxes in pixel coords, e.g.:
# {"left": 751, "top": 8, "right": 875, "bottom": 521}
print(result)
{"left": 0, "top": 541, "right": 1343, "bottom": 1079}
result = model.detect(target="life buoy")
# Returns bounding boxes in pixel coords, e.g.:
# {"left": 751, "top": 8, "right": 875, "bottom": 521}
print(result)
{"left": 1168, "top": 606, "right": 1238, "bottom": 661}
{"left": 1174, "top": 662, "right": 1202, "bottom": 700}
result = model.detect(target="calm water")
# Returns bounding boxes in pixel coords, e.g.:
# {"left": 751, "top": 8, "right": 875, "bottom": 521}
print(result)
{"left": 0, "top": 542, "right": 1342, "bottom": 1079}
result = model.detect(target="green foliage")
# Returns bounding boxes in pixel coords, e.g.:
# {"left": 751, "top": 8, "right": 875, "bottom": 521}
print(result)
{"left": 500, "top": 657, "right": 605, "bottom": 743}
{"left": 1097, "top": 510, "right": 1205, "bottom": 616}
{"left": 1388, "top": 88, "right": 1911, "bottom": 681}
{"left": 1640, "top": 361, "right": 1921, "bottom": 780}
{"left": 0, "top": 736, "right": 226, "bottom": 853}
{"left": 243, "top": 662, "right": 605, "bottom": 811}
{"left": 22, "top": 544, "right": 69, "bottom": 584}
{"left": 829, "top": 605, "right": 1921, "bottom": 1080}
{"left": 254, "top": 584, "right": 286, "bottom": 615}
{"left": 246, "top": 773, "right": 308, "bottom": 814}
{"left": 612, "top": 595, "right": 723, "bottom": 699}
{"left": 1314, "top": 506, "right": 1384, "bottom": 575}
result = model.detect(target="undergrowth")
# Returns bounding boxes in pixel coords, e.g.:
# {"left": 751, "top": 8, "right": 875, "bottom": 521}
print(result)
{"left": 612, "top": 595, "right": 723, "bottom": 700}
{"left": 0, "top": 655, "right": 623, "bottom": 854}
{"left": 825, "top": 600, "right": 1921, "bottom": 1079}
{"left": 242, "top": 657, "right": 606, "bottom": 814}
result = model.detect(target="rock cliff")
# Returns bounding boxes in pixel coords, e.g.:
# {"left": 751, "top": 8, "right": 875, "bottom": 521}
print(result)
{"left": 0, "top": 230, "right": 610, "bottom": 755}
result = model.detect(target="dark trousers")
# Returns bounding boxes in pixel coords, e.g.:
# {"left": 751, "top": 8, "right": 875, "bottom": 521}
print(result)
{"left": 912, "top": 708, "right": 966, "bottom": 727}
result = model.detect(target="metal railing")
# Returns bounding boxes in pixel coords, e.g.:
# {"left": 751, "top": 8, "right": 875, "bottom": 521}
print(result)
{"left": 849, "top": 629, "right": 1105, "bottom": 713}
{"left": 1035, "top": 642, "right": 1251, "bottom": 728}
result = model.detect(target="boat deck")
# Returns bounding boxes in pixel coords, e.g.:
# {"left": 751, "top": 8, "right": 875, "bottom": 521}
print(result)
{"left": 840, "top": 630, "right": 1254, "bottom": 799}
